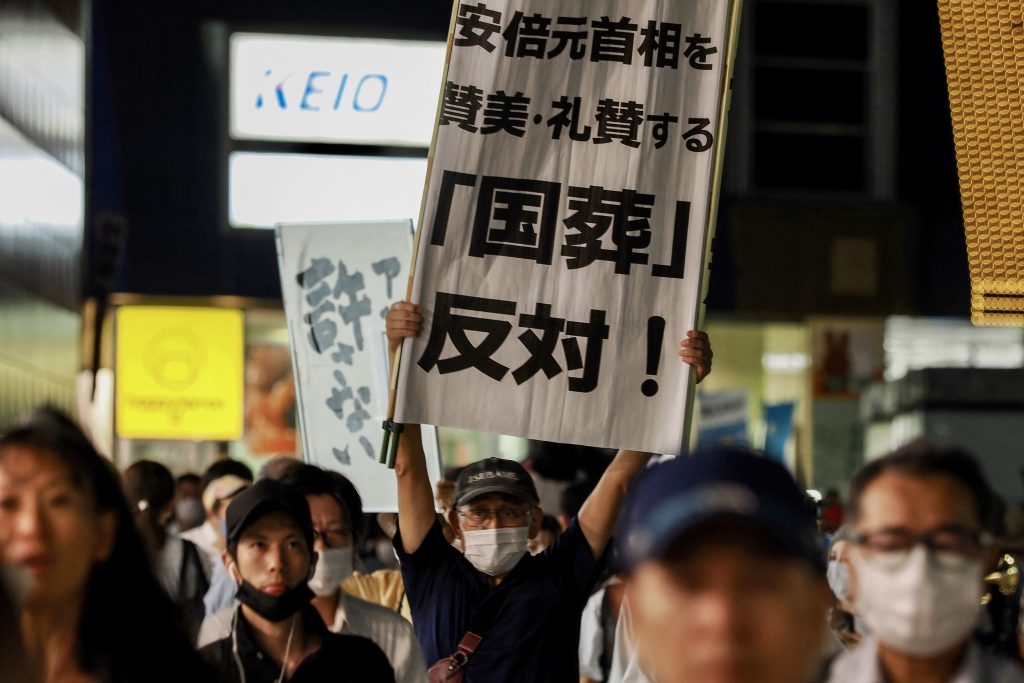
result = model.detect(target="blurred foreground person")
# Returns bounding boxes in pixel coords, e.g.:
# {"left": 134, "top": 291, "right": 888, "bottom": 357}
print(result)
{"left": 826, "top": 442, "right": 1022, "bottom": 682}
{"left": 0, "top": 409, "right": 217, "bottom": 683}
{"left": 199, "top": 478, "right": 394, "bottom": 682}
{"left": 615, "top": 447, "right": 832, "bottom": 683}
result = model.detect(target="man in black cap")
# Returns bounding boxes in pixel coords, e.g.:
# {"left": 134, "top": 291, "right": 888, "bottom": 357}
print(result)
{"left": 198, "top": 479, "right": 395, "bottom": 682}
{"left": 384, "top": 302, "right": 713, "bottom": 683}
{"left": 614, "top": 446, "right": 832, "bottom": 683}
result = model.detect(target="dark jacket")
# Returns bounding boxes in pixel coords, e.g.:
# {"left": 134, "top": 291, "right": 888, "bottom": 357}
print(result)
{"left": 199, "top": 605, "right": 395, "bottom": 683}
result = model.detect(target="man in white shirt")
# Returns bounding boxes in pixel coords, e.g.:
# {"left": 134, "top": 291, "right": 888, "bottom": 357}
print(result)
{"left": 825, "top": 441, "right": 1022, "bottom": 683}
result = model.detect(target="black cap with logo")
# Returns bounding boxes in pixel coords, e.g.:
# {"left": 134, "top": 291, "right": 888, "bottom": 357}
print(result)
{"left": 454, "top": 457, "right": 540, "bottom": 508}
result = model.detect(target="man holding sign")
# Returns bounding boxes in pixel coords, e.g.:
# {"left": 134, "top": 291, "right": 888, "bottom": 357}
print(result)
{"left": 386, "top": 303, "right": 711, "bottom": 682}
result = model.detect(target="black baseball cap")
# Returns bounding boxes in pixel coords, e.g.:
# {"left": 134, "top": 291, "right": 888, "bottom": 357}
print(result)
{"left": 225, "top": 479, "right": 314, "bottom": 552}
{"left": 454, "top": 457, "right": 540, "bottom": 508}
{"left": 614, "top": 446, "right": 822, "bottom": 573}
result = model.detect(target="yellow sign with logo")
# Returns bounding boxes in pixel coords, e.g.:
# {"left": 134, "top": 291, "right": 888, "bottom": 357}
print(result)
{"left": 116, "top": 306, "right": 244, "bottom": 440}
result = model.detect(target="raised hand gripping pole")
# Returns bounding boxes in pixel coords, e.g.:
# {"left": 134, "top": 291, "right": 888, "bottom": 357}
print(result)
{"left": 379, "top": 3, "right": 460, "bottom": 469}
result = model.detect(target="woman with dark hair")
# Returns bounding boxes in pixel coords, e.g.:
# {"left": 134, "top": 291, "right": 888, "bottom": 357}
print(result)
{"left": 0, "top": 408, "right": 220, "bottom": 683}
{"left": 122, "top": 459, "right": 210, "bottom": 642}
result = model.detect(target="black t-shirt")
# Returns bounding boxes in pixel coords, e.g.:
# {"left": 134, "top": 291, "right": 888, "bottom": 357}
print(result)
{"left": 199, "top": 605, "right": 395, "bottom": 683}
{"left": 395, "top": 518, "right": 602, "bottom": 683}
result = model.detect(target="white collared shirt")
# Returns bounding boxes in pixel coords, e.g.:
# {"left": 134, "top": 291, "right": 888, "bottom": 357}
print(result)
{"left": 824, "top": 637, "right": 1023, "bottom": 683}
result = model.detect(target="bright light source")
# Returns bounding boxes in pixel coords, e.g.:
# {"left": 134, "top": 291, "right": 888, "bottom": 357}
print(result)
{"left": 761, "top": 352, "right": 811, "bottom": 373}
{"left": 806, "top": 489, "right": 823, "bottom": 502}
{"left": 229, "top": 152, "right": 428, "bottom": 229}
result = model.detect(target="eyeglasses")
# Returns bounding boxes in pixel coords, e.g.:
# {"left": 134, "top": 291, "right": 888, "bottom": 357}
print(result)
{"left": 312, "top": 526, "right": 353, "bottom": 548}
{"left": 851, "top": 526, "right": 987, "bottom": 569}
{"left": 457, "top": 507, "right": 532, "bottom": 529}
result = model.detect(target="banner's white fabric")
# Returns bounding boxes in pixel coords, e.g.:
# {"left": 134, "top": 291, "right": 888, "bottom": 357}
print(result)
{"left": 277, "top": 221, "right": 442, "bottom": 511}
{"left": 397, "top": 1, "right": 730, "bottom": 454}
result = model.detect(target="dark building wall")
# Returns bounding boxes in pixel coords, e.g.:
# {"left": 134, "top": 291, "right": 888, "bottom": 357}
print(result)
{"left": 93, "top": 0, "right": 969, "bottom": 317}
{"left": 94, "top": 0, "right": 454, "bottom": 301}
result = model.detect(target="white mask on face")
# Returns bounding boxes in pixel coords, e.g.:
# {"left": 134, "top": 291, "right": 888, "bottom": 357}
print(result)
{"left": 827, "top": 560, "right": 852, "bottom": 602}
{"left": 462, "top": 527, "right": 529, "bottom": 576}
{"left": 851, "top": 544, "right": 984, "bottom": 657}
{"left": 308, "top": 546, "right": 354, "bottom": 597}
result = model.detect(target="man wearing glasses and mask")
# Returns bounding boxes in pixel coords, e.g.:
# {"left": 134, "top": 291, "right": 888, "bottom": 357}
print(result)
{"left": 384, "top": 302, "right": 712, "bottom": 683}
{"left": 825, "top": 441, "right": 1022, "bottom": 682}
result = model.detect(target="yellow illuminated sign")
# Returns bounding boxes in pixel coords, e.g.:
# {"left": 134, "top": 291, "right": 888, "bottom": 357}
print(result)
{"left": 116, "top": 306, "right": 244, "bottom": 440}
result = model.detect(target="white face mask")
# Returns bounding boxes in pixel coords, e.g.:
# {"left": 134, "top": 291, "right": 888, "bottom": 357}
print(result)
{"left": 827, "top": 560, "right": 852, "bottom": 602}
{"left": 851, "top": 544, "right": 984, "bottom": 657}
{"left": 308, "top": 546, "right": 354, "bottom": 597}
{"left": 462, "top": 527, "right": 529, "bottom": 576}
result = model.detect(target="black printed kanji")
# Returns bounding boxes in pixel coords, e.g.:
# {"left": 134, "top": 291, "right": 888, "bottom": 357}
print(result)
{"left": 547, "top": 96, "right": 592, "bottom": 142}
{"left": 332, "top": 262, "right": 372, "bottom": 351}
{"left": 455, "top": 3, "right": 503, "bottom": 52}
{"left": 561, "top": 185, "right": 656, "bottom": 274}
{"left": 547, "top": 16, "right": 588, "bottom": 59}
{"left": 503, "top": 11, "right": 551, "bottom": 58}
{"left": 652, "top": 201, "right": 691, "bottom": 279}
{"left": 683, "top": 117, "right": 714, "bottom": 152}
{"left": 372, "top": 257, "right": 401, "bottom": 298}
{"left": 430, "top": 171, "right": 478, "bottom": 247}
{"left": 481, "top": 90, "right": 531, "bottom": 137}
{"left": 512, "top": 303, "right": 565, "bottom": 384}
{"left": 593, "top": 99, "right": 645, "bottom": 147}
{"left": 470, "top": 176, "right": 562, "bottom": 264}
{"left": 590, "top": 16, "right": 638, "bottom": 65}
{"left": 561, "top": 308, "right": 609, "bottom": 393}
{"left": 647, "top": 112, "right": 679, "bottom": 149}
{"left": 417, "top": 292, "right": 516, "bottom": 381}
{"left": 440, "top": 82, "right": 485, "bottom": 132}
{"left": 637, "top": 21, "right": 682, "bottom": 68}
{"left": 303, "top": 301, "right": 337, "bottom": 353}
{"left": 683, "top": 33, "right": 717, "bottom": 70}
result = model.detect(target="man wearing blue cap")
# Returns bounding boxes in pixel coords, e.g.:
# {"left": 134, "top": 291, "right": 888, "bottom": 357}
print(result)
{"left": 385, "top": 302, "right": 712, "bottom": 683}
{"left": 614, "top": 446, "right": 833, "bottom": 683}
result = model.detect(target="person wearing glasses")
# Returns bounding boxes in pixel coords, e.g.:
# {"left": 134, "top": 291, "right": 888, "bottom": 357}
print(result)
{"left": 384, "top": 302, "right": 712, "bottom": 683}
{"left": 825, "top": 441, "right": 1022, "bottom": 682}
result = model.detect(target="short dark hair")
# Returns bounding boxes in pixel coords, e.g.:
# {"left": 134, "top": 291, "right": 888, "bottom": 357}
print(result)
{"left": 848, "top": 440, "right": 997, "bottom": 531}
{"left": 176, "top": 472, "right": 200, "bottom": 488}
{"left": 278, "top": 464, "right": 365, "bottom": 544}
{"left": 199, "top": 459, "right": 253, "bottom": 495}
{"left": 559, "top": 479, "right": 596, "bottom": 519}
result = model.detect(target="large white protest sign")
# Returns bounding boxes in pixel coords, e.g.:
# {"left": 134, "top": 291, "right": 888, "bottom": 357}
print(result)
{"left": 277, "top": 221, "right": 442, "bottom": 511}
{"left": 396, "top": 0, "right": 737, "bottom": 455}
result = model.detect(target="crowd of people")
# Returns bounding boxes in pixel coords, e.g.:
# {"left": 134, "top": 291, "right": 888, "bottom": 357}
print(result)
{"left": 0, "top": 306, "right": 1021, "bottom": 682}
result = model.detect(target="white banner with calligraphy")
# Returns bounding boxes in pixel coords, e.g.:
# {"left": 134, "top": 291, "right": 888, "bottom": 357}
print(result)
{"left": 277, "top": 221, "right": 442, "bottom": 511}
{"left": 397, "top": 0, "right": 735, "bottom": 454}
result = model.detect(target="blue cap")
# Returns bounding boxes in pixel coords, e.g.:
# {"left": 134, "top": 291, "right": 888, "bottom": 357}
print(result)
{"left": 614, "top": 446, "right": 822, "bottom": 572}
